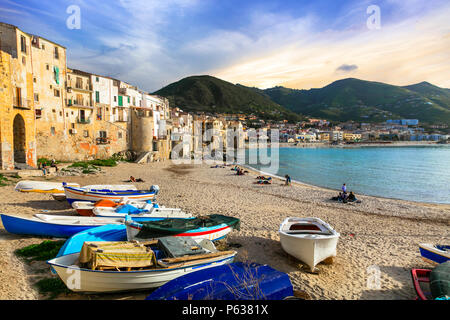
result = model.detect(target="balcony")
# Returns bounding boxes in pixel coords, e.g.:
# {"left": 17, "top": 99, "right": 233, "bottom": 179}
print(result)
{"left": 13, "top": 97, "right": 32, "bottom": 109}
{"left": 67, "top": 100, "right": 94, "bottom": 109}
{"left": 67, "top": 83, "right": 93, "bottom": 92}
{"left": 76, "top": 116, "right": 91, "bottom": 124}
{"left": 96, "top": 137, "right": 110, "bottom": 145}
{"left": 118, "top": 87, "right": 127, "bottom": 95}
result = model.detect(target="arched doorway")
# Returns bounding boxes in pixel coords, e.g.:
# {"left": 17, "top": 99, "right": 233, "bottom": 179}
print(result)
{"left": 13, "top": 114, "right": 26, "bottom": 163}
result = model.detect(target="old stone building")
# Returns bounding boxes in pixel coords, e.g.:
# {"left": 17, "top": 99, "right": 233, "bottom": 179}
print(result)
{"left": 0, "top": 22, "right": 37, "bottom": 169}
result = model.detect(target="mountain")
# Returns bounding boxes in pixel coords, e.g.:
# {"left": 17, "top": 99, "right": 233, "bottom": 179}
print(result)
{"left": 264, "top": 78, "right": 450, "bottom": 125}
{"left": 153, "top": 75, "right": 304, "bottom": 122}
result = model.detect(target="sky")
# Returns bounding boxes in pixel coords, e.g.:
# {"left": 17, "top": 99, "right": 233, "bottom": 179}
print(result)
{"left": 1, "top": 0, "right": 449, "bottom": 92}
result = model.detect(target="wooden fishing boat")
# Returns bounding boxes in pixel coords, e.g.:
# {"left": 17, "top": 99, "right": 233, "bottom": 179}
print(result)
{"left": 63, "top": 184, "right": 159, "bottom": 205}
{"left": 126, "top": 214, "right": 241, "bottom": 242}
{"left": 93, "top": 204, "right": 191, "bottom": 220}
{"left": 0, "top": 213, "right": 124, "bottom": 238}
{"left": 72, "top": 199, "right": 148, "bottom": 216}
{"left": 47, "top": 237, "right": 237, "bottom": 293}
{"left": 279, "top": 217, "right": 340, "bottom": 272}
{"left": 146, "top": 262, "right": 295, "bottom": 300}
{"left": 419, "top": 243, "right": 450, "bottom": 265}
{"left": 15, "top": 181, "right": 79, "bottom": 193}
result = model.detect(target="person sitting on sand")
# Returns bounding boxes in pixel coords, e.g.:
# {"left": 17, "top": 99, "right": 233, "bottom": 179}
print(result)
{"left": 285, "top": 175, "right": 292, "bottom": 186}
{"left": 129, "top": 176, "right": 145, "bottom": 183}
{"left": 50, "top": 159, "right": 58, "bottom": 172}
{"left": 348, "top": 191, "right": 357, "bottom": 202}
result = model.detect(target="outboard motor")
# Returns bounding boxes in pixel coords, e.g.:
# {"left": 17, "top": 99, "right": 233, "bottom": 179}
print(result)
{"left": 150, "top": 185, "right": 160, "bottom": 196}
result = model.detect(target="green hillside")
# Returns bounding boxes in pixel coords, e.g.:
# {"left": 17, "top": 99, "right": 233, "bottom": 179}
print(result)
{"left": 264, "top": 78, "right": 450, "bottom": 125}
{"left": 153, "top": 75, "right": 303, "bottom": 122}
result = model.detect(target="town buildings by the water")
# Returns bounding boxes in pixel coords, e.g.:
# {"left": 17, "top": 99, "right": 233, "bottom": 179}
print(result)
{"left": 0, "top": 22, "right": 244, "bottom": 170}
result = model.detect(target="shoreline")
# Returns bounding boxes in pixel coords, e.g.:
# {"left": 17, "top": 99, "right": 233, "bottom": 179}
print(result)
{"left": 0, "top": 161, "right": 449, "bottom": 300}
{"left": 246, "top": 141, "right": 442, "bottom": 149}
{"left": 239, "top": 163, "right": 450, "bottom": 207}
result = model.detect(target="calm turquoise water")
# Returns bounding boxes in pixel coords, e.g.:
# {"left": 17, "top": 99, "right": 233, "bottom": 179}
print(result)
{"left": 244, "top": 146, "right": 450, "bottom": 204}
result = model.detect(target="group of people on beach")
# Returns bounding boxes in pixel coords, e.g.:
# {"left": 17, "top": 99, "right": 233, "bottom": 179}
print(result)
{"left": 39, "top": 159, "right": 58, "bottom": 176}
{"left": 231, "top": 166, "right": 247, "bottom": 176}
{"left": 333, "top": 183, "right": 359, "bottom": 203}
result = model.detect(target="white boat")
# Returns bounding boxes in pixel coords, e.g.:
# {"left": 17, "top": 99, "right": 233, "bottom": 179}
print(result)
{"left": 15, "top": 181, "right": 80, "bottom": 193}
{"left": 92, "top": 203, "right": 192, "bottom": 219}
{"left": 419, "top": 243, "right": 450, "bottom": 264}
{"left": 47, "top": 238, "right": 237, "bottom": 293}
{"left": 279, "top": 217, "right": 340, "bottom": 272}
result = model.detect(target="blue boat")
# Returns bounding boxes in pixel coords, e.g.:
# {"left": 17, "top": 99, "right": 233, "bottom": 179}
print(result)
{"left": 56, "top": 224, "right": 127, "bottom": 258}
{"left": 0, "top": 213, "right": 118, "bottom": 239}
{"left": 146, "top": 262, "right": 295, "bottom": 300}
{"left": 64, "top": 184, "right": 159, "bottom": 205}
{"left": 419, "top": 243, "right": 450, "bottom": 264}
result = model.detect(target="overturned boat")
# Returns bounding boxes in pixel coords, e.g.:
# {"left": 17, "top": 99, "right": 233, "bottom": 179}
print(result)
{"left": 279, "top": 217, "right": 340, "bottom": 272}
{"left": 15, "top": 181, "right": 79, "bottom": 193}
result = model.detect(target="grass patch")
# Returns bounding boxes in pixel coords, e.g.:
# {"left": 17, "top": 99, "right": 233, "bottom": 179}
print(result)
{"left": 69, "top": 158, "right": 117, "bottom": 169}
{"left": 0, "top": 174, "right": 8, "bottom": 186}
{"left": 34, "top": 277, "right": 71, "bottom": 299}
{"left": 15, "top": 240, "right": 65, "bottom": 262}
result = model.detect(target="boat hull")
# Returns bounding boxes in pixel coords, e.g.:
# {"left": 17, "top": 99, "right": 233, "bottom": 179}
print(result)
{"left": 419, "top": 243, "right": 450, "bottom": 264}
{"left": 0, "top": 214, "right": 104, "bottom": 238}
{"left": 15, "top": 181, "right": 79, "bottom": 193}
{"left": 64, "top": 186, "right": 156, "bottom": 205}
{"left": 279, "top": 217, "right": 340, "bottom": 271}
{"left": 48, "top": 252, "right": 236, "bottom": 293}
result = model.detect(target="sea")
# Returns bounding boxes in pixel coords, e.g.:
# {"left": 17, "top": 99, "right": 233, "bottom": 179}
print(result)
{"left": 243, "top": 145, "right": 450, "bottom": 204}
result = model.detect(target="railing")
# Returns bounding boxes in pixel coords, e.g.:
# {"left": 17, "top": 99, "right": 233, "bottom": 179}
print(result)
{"left": 96, "top": 137, "right": 110, "bottom": 145}
{"left": 13, "top": 97, "right": 32, "bottom": 109}
{"left": 119, "top": 87, "right": 127, "bottom": 95}
{"left": 67, "top": 101, "right": 94, "bottom": 109}
{"left": 76, "top": 117, "right": 91, "bottom": 124}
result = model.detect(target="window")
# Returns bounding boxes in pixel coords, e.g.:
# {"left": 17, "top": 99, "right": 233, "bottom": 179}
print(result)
{"left": 71, "top": 123, "right": 75, "bottom": 129}
{"left": 76, "top": 77, "right": 82, "bottom": 89}
{"left": 33, "top": 77, "right": 36, "bottom": 83}
{"left": 34, "top": 93, "right": 39, "bottom": 102}
{"left": 118, "top": 132, "right": 123, "bottom": 139}
{"left": 54, "top": 66, "right": 60, "bottom": 84}
{"left": 20, "top": 35, "right": 27, "bottom": 53}
{"left": 96, "top": 77, "right": 99, "bottom": 82}
{"left": 118, "top": 95, "right": 123, "bottom": 106}
{"left": 59, "top": 111, "right": 63, "bottom": 116}
{"left": 95, "top": 91, "right": 100, "bottom": 103}
{"left": 114, "top": 96, "right": 117, "bottom": 102}
{"left": 52, "top": 109, "right": 56, "bottom": 113}
{"left": 99, "top": 131, "right": 107, "bottom": 138}
{"left": 51, "top": 127, "right": 55, "bottom": 135}
{"left": 83, "top": 130, "right": 89, "bottom": 137}
{"left": 41, "top": 44, "right": 45, "bottom": 50}
{"left": 54, "top": 47, "right": 59, "bottom": 59}
{"left": 54, "top": 89, "right": 60, "bottom": 97}
{"left": 127, "top": 96, "right": 130, "bottom": 104}
{"left": 22, "top": 56, "right": 26, "bottom": 65}
{"left": 46, "top": 64, "right": 49, "bottom": 70}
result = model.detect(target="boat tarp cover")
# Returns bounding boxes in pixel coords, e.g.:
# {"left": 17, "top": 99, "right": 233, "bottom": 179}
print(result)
{"left": 135, "top": 214, "right": 240, "bottom": 239}
{"left": 158, "top": 236, "right": 207, "bottom": 258}
{"left": 115, "top": 204, "right": 146, "bottom": 214}
{"left": 79, "top": 241, "right": 156, "bottom": 269}
{"left": 430, "top": 261, "right": 450, "bottom": 299}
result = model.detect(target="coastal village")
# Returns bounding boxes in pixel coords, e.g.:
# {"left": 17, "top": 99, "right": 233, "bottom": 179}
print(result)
{"left": 1, "top": 21, "right": 448, "bottom": 172}
{"left": 0, "top": 22, "right": 244, "bottom": 171}
{"left": 0, "top": 18, "right": 448, "bottom": 303}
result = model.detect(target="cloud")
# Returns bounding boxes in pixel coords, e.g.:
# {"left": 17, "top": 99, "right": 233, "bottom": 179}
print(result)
{"left": 336, "top": 64, "right": 359, "bottom": 72}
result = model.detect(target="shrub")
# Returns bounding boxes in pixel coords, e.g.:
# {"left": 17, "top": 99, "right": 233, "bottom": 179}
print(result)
{"left": 15, "top": 240, "right": 65, "bottom": 261}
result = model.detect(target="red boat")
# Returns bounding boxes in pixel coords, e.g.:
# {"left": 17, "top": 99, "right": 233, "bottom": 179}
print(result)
{"left": 410, "top": 269, "right": 432, "bottom": 300}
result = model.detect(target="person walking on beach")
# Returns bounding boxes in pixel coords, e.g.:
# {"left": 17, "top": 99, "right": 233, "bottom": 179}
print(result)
{"left": 342, "top": 183, "right": 347, "bottom": 194}
{"left": 285, "top": 174, "right": 292, "bottom": 186}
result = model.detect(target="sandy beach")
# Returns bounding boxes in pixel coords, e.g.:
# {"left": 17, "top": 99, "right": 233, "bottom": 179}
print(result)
{"left": 0, "top": 160, "right": 449, "bottom": 300}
